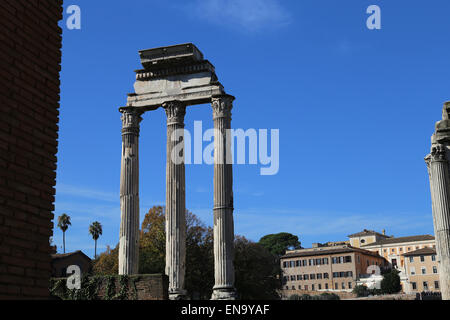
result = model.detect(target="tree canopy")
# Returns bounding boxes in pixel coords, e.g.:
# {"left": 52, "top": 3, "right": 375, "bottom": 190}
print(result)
{"left": 258, "top": 232, "right": 301, "bottom": 256}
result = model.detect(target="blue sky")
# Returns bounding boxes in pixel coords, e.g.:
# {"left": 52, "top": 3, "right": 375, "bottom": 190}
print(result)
{"left": 54, "top": 0, "right": 450, "bottom": 257}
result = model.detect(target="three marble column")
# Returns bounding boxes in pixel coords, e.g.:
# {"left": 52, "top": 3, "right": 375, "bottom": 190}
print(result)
{"left": 118, "top": 96, "right": 237, "bottom": 300}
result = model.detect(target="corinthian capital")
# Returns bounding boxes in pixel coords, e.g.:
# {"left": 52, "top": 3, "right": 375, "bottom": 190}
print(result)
{"left": 120, "top": 107, "right": 143, "bottom": 134}
{"left": 163, "top": 101, "right": 186, "bottom": 125}
{"left": 431, "top": 144, "right": 448, "bottom": 162}
{"left": 212, "top": 95, "right": 234, "bottom": 120}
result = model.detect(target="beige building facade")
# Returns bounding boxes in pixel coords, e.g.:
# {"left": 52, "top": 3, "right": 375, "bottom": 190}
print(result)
{"left": 403, "top": 248, "right": 440, "bottom": 293}
{"left": 280, "top": 245, "right": 387, "bottom": 296}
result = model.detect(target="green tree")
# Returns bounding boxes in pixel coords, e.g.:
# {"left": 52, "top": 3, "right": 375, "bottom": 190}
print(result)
{"left": 89, "top": 221, "right": 103, "bottom": 258}
{"left": 234, "top": 236, "right": 281, "bottom": 299}
{"left": 57, "top": 213, "right": 71, "bottom": 253}
{"left": 258, "top": 232, "right": 301, "bottom": 256}
{"left": 353, "top": 284, "right": 369, "bottom": 297}
{"left": 92, "top": 244, "right": 118, "bottom": 275}
{"left": 380, "top": 269, "right": 402, "bottom": 294}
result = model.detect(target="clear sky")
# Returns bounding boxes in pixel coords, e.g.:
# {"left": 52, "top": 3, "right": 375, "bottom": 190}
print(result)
{"left": 54, "top": 0, "right": 450, "bottom": 258}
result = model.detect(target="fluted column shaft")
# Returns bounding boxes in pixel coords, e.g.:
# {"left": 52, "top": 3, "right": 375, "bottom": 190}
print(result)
{"left": 119, "top": 108, "right": 142, "bottom": 275}
{"left": 164, "top": 101, "right": 187, "bottom": 299}
{"left": 429, "top": 144, "right": 450, "bottom": 300}
{"left": 211, "top": 95, "right": 236, "bottom": 300}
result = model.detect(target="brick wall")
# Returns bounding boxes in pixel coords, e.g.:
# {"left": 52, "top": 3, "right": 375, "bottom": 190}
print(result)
{"left": 0, "top": 0, "right": 63, "bottom": 299}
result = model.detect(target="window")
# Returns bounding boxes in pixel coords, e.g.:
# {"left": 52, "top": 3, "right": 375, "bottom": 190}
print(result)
{"left": 384, "top": 249, "right": 387, "bottom": 253}
{"left": 324, "top": 273, "right": 329, "bottom": 279}
{"left": 317, "top": 273, "right": 322, "bottom": 279}
{"left": 283, "top": 261, "right": 287, "bottom": 268}
{"left": 410, "top": 267, "right": 415, "bottom": 275}
{"left": 344, "top": 256, "right": 352, "bottom": 263}
{"left": 310, "top": 274, "right": 316, "bottom": 280}
{"left": 348, "top": 271, "right": 353, "bottom": 277}
{"left": 311, "top": 284, "right": 315, "bottom": 291}
{"left": 323, "top": 258, "right": 329, "bottom": 265}
{"left": 333, "top": 272, "right": 338, "bottom": 278}
{"left": 341, "top": 282, "right": 345, "bottom": 289}
{"left": 315, "top": 258, "right": 321, "bottom": 265}
{"left": 302, "top": 260, "right": 307, "bottom": 266}
{"left": 286, "top": 286, "right": 289, "bottom": 290}
{"left": 392, "top": 259, "right": 397, "bottom": 267}
{"left": 339, "top": 272, "right": 345, "bottom": 278}
{"left": 318, "top": 284, "right": 322, "bottom": 290}
{"left": 399, "top": 248, "right": 403, "bottom": 252}
{"left": 296, "top": 260, "right": 301, "bottom": 267}
{"left": 361, "top": 239, "right": 365, "bottom": 244}
{"left": 391, "top": 248, "right": 395, "bottom": 252}
{"left": 292, "top": 286, "right": 295, "bottom": 290}
{"left": 283, "top": 276, "right": 288, "bottom": 283}
{"left": 334, "top": 283, "right": 338, "bottom": 290}
{"left": 433, "top": 266, "right": 438, "bottom": 274}
{"left": 357, "top": 255, "right": 360, "bottom": 263}
{"left": 304, "top": 274, "right": 309, "bottom": 280}
{"left": 420, "top": 256, "right": 425, "bottom": 262}
{"left": 291, "top": 275, "right": 295, "bottom": 281}
{"left": 432, "top": 255, "right": 436, "bottom": 261}
{"left": 297, "top": 275, "right": 302, "bottom": 280}
{"left": 421, "top": 267, "right": 426, "bottom": 275}
{"left": 309, "top": 259, "right": 314, "bottom": 266}
{"left": 348, "top": 282, "right": 352, "bottom": 289}
{"left": 409, "top": 256, "right": 414, "bottom": 263}
{"left": 435, "top": 281, "right": 440, "bottom": 289}
{"left": 298, "top": 285, "right": 301, "bottom": 290}
{"left": 325, "top": 283, "right": 329, "bottom": 290}
{"left": 411, "top": 282, "right": 417, "bottom": 290}
{"left": 423, "top": 282, "right": 428, "bottom": 291}
{"left": 304, "top": 285, "right": 308, "bottom": 291}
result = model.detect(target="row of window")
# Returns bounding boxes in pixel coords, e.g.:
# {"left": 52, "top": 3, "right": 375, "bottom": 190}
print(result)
{"left": 282, "top": 256, "right": 352, "bottom": 268}
{"left": 408, "top": 255, "right": 436, "bottom": 263}
{"left": 283, "top": 271, "right": 353, "bottom": 283}
{"left": 383, "top": 245, "right": 435, "bottom": 254}
{"left": 411, "top": 281, "right": 439, "bottom": 291}
{"left": 285, "top": 282, "right": 353, "bottom": 291}
{"left": 410, "top": 266, "right": 438, "bottom": 275}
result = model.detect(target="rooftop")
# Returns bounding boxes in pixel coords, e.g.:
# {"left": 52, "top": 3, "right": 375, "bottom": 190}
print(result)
{"left": 348, "top": 229, "right": 390, "bottom": 238}
{"left": 281, "top": 245, "right": 381, "bottom": 259}
{"left": 402, "top": 247, "right": 436, "bottom": 257}
{"left": 51, "top": 250, "right": 91, "bottom": 261}
{"left": 361, "top": 235, "right": 435, "bottom": 247}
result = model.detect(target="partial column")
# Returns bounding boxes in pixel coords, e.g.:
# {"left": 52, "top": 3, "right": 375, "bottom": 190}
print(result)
{"left": 211, "top": 95, "right": 237, "bottom": 300}
{"left": 118, "top": 107, "right": 143, "bottom": 275}
{"left": 163, "top": 101, "right": 187, "bottom": 300}
{"left": 428, "top": 144, "right": 450, "bottom": 300}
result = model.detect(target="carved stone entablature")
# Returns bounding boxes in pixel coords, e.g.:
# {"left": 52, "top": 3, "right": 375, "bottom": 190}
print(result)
{"left": 431, "top": 144, "right": 448, "bottom": 162}
{"left": 442, "top": 101, "right": 450, "bottom": 120}
{"left": 120, "top": 107, "right": 143, "bottom": 135}
{"left": 212, "top": 95, "right": 234, "bottom": 120}
{"left": 163, "top": 101, "right": 186, "bottom": 125}
{"left": 135, "top": 61, "right": 216, "bottom": 81}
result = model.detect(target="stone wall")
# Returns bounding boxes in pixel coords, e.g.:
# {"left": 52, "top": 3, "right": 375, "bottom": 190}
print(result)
{"left": 51, "top": 274, "right": 169, "bottom": 300}
{"left": 0, "top": 0, "right": 63, "bottom": 299}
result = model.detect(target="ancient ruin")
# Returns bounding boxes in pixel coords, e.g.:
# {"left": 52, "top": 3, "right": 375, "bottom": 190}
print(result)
{"left": 425, "top": 101, "right": 450, "bottom": 300}
{"left": 118, "top": 43, "right": 237, "bottom": 300}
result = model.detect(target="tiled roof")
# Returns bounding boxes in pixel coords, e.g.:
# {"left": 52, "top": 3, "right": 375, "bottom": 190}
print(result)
{"left": 51, "top": 250, "right": 91, "bottom": 261}
{"left": 281, "top": 245, "right": 381, "bottom": 259}
{"left": 361, "top": 235, "right": 435, "bottom": 247}
{"left": 348, "top": 229, "right": 389, "bottom": 238}
{"left": 402, "top": 247, "right": 436, "bottom": 257}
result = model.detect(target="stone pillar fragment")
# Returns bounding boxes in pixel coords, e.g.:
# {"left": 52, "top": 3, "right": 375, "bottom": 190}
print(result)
{"left": 164, "top": 101, "right": 187, "bottom": 300}
{"left": 211, "top": 95, "right": 237, "bottom": 300}
{"left": 118, "top": 107, "right": 142, "bottom": 275}
{"left": 428, "top": 144, "right": 450, "bottom": 300}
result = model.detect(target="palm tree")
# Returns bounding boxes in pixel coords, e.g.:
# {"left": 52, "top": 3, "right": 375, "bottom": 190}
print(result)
{"left": 89, "top": 221, "right": 103, "bottom": 259}
{"left": 57, "top": 213, "right": 71, "bottom": 253}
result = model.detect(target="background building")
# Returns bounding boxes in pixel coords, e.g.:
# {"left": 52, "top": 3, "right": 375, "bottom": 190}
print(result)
{"left": 51, "top": 251, "right": 92, "bottom": 278}
{"left": 280, "top": 244, "right": 387, "bottom": 297}
{"left": 403, "top": 248, "right": 440, "bottom": 294}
